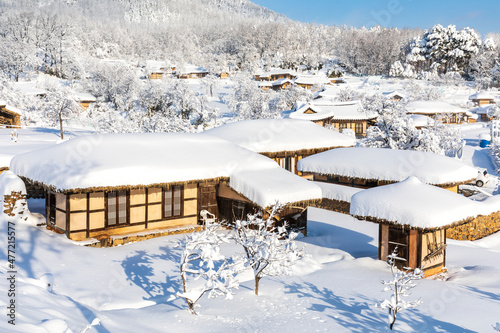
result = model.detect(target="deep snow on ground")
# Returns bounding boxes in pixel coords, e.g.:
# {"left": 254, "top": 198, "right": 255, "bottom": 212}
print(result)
{"left": 1, "top": 208, "right": 500, "bottom": 332}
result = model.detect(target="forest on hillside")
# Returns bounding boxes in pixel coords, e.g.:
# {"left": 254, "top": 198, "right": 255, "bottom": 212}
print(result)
{"left": 1, "top": 0, "right": 500, "bottom": 133}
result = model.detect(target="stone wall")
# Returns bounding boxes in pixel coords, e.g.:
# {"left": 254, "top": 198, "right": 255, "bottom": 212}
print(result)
{"left": 447, "top": 212, "right": 500, "bottom": 241}
{"left": 3, "top": 191, "right": 27, "bottom": 217}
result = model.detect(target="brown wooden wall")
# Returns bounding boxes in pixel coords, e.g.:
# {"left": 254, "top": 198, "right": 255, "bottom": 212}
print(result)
{"left": 47, "top": 183, "right": 199, "bottom": 241}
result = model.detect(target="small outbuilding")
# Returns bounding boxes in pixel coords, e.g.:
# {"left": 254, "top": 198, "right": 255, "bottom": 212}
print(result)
{"left": 203, "top": 119, "right": 356, "bottom": 175}
{"left": 350, "top": 177, "right": 480, "bottom": 276}
{"left": 469, "top": 91, "right": 497, "bottom": 106}
{"left": 0, "top": 102, "right": 21, "bottom": 127}
{"left": 72, "top": 93, "right": 97, "bottom": 109}
{"left": 297, "top": 147, "right": 478, "bottom": 193}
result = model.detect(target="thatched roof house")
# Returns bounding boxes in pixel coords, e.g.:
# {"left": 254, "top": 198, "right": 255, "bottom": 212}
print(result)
{"left": 297, "top": 147, "right": 478, "bottom": 192}
{"left": 203, "top": 119, "right": 356, "bottom": 174}
{"left": 406, "top": 101, "right": 473, "bottom": 124}
{"left": 289, "top": 101, "right": 377, "bottom": 137}
{"left": 469, "top": 91, "right": 497, "bottom": 106}
{"left": 350, "top": 177, "right": 500, "bottom": 276}
{"left": 10, "top": 133, "right": 322, "bottom": 244}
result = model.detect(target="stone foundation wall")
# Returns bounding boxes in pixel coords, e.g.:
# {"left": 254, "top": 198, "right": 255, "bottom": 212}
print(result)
{"left": 447, "top": 211, "right": 500, "bottom": 241}
{"left": 3, "top": 191, "right": 27, "bottom": 217}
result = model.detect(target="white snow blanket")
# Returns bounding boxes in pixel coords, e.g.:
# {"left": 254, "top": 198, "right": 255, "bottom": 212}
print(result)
{"left": 230, "top": 168, "right": 322, "bottom": 208}
{"left": 203, "top": 119, "right": 356, "bottom": 153}
{"left": 314, "top": 181, "right": 363, "bottom": 203}
{"left": 297, "top": 147, "right": 478, "bottom": 186}
{"left": 350, "top": 176, "right": 498, "bottom": 229}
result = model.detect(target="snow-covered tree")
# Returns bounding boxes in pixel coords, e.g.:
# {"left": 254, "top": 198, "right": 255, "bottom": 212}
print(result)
{"left": 177, "top": 222, "right": 241, "bottom": 314}
{"left": 493, "top": 322, "right": 500, "bottom": 331}
{"left": 232, "top": 204, "right": 304, "bottom": 295}
{"left": 377, "top": 248, "right": 423, "bottom": 330}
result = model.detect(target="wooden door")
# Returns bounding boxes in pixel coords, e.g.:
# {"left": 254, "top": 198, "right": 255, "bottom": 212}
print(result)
{"left": 198, "top": 184, "right": 218, "bottom": 222}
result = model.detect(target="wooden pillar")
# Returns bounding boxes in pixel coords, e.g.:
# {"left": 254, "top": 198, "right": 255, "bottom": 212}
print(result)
{"left": 379, "top": 224, "right": 389, "bottom": 261}
{"left": 408, "top": 229, "right": 418, "bottom": 269}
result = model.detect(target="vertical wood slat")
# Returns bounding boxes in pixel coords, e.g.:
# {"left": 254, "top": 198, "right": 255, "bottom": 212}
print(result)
{"left": 65, "top": 194, "right": 70, "bottom": 238}
{"left": 408, "top": 229, "right": 418, "bottom": 269}
{"left": 379, "top": 224, "right": 389, "bottom": 261}
{"left": 86, "top": 193, "right": 90, "bottom": 238}
{"left": 145, "top": 188, "right": 150, "bottom": 229}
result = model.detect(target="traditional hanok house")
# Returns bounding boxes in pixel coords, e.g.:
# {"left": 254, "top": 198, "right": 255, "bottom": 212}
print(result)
{"left": 203, "top": 119, "right": 356, "bottom": 175}
{"left": 383, "top": 90, "right": 406, "bottom": 101}
{"left": 350, "top": 177, "right": 500, "bottom": 276}
{"left": 10, "top": 133, "right": 322, "bottom": 245}
{"left": 297, "top": 147, "right": 478, "bottom": 193}
{"left": 406, "top": 100, "right": 473, "bottom": 124}
{"left": 469, "top": 91, "right": 497, "bottom": 106}
{"left": 329, "top": 77, "right": 346, "bottom": 85}
{"left": 470, "top": 104, "right": 496, "bottom": 122}
{"left": 72, "top": 93, "right": 97, "bottom": 110}
{"left": 145, "top": 60, "right": 173, "bottom": 79}
{"left": 271, "top": 78, "right": 292, "bottom": 91}
{"left": 255, "top": 69, "right": 297, "bottom": 82}
{"left": 293, "top": 75, "right": 330, "bottom": 90}
{"left": 176, "top": 65, "right": 209, "bottom": 79}
{"left": 258, "top": 81, "right": 273, "bottom": 90}
{"left": 289, "top": 101, "right": 377, "bottom": 137}
{"left": 0, "top": 102, "right": 21, "bottom": 127}
{"left": 218, "top": 71, "right": 230, "bottom": 79}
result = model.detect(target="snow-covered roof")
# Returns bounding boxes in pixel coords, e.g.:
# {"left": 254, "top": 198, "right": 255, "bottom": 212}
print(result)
{"left": 469, "top": 91, "right": 497, "bottom": 100}
{"left": 9, "top": 133, "right": 321, "bottom": 207}
{"left": 383, "top": 90, "right": 407, "bottom": 99}
{"left": 470, "top": 105, "right": 495, "bottom": 115}
{"left": 0, "top": 103, "right": 22, "bottom": 115}
{"left": 258, "top": 81, "right": 273, "bottom": 87}
{"left": 297, "top": 147, "right": 478, "bottom": 186}
{"left": 406, "top": 101, "right": 467, "bottom": 115}
{"left": 13, "top": 82, "right": 47, "bottom": 96}
{"left": 294, "top": 75, "right": 329, "bottom": 86}
{"left": 257, "top": 69, "right": 297, "bottom": 78}
{"left": 350, "top": 176, "right": 493, "bottom": 229}
{"left": 177, "top": 64, "right": 208, "bottom": 75}
{"left": 230, "top": 168, "right": 322, "bottom": 208}
{"left": 10, "top": 133, "right": 280, "bottom": 192}
{"left": 72, "top": 92, "right": 96, "bottom": 102}
{"left": 409, "top": 114, "right": 434, "bottom": 127}
{"left": 314, "top": 181, "right": 363, "bottom": 203}
{"left": 203, "top": 119, "right": 356, "bottom": 154}
{"left": 272, "top": 78, "right": 292, "bottom": 86}
{"left": 290, "top": 101, "right": 376, "bottom": 121}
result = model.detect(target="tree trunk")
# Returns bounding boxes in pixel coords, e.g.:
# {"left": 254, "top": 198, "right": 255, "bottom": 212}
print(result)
{"left": 254, "top": 276, "right": 260, "bottom": 295}
{"left": 59, "top": 104, "right": 64, "bottom": 140}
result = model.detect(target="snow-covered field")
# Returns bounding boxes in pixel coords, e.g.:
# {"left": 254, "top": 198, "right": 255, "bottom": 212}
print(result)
{"left": 1, "top": 207, "right": 500, "bottom": 332}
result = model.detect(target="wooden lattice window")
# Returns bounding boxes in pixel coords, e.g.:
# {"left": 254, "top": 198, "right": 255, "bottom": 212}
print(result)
{"left": 355, "top": 122, "right": 364, "bottom": 135}
{"left": 164, "top": 185, "right": 183, "bottom": 218}
{"left": 107, "top": 191, "right": 127, "bottom": 226}
{"left": 388, "top": 227, "right": 409, "bottom": 268}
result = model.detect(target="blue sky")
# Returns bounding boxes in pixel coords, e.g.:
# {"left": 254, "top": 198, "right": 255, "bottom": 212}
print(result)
{"left": 252, "top": 0, "right": 500, "bottom": 36}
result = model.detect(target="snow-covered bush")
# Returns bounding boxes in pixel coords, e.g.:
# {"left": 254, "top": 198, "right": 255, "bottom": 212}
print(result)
{"left": 232, "top": 205, "right": 304, "bottom": 295}
{"left": 389, "top": 61, "right": 404, "bottom": 78}
{"left": 377, "top": 248, "right": 423, "bottom": 330}
{"left": 177, "top": 222, "right": 241, "bottom": 314}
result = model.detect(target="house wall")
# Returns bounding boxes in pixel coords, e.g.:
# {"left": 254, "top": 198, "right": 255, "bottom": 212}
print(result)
{"left": 379, "top": 224, "right": 445, "bottom": 277}
{"left": 49, "top": 183, "right": 199, "bottom": 242}
{"left": 419, "top": 229, "right": 446, "bottom": 276}
{"left": 148, "top": 73, "right": 163, "bottom": 80}
{"left": 329, "top": 120, "right": 369, "bottom": 137}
